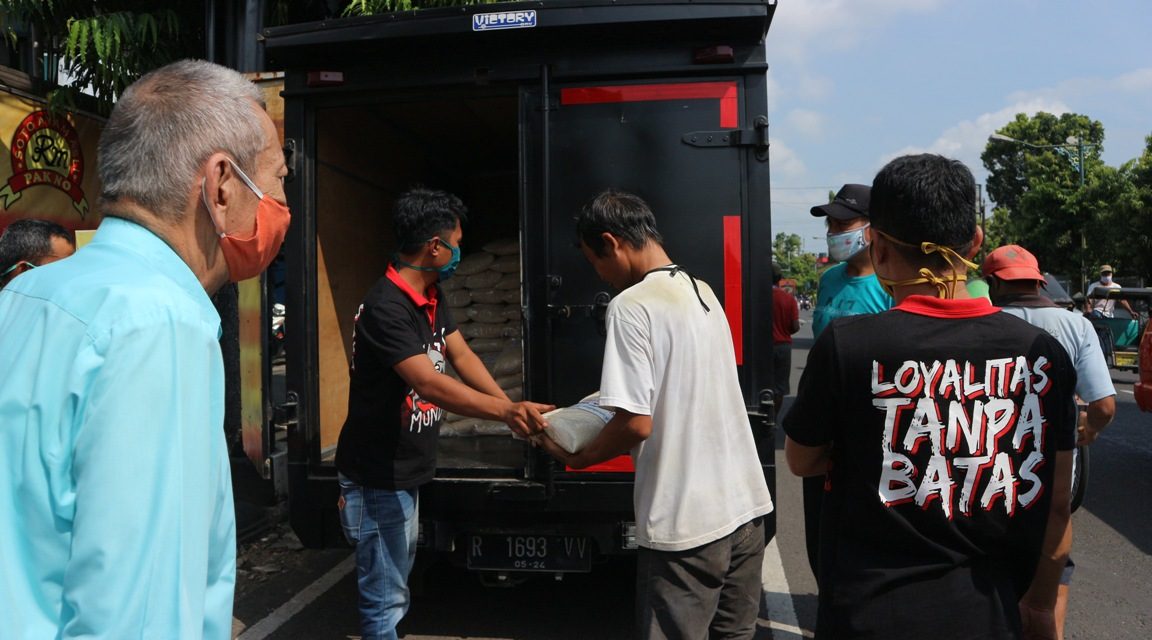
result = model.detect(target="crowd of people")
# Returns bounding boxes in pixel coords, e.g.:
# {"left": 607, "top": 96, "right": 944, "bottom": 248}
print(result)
{"left": 0, "top": 59, "right": 1127, "bottom": 640}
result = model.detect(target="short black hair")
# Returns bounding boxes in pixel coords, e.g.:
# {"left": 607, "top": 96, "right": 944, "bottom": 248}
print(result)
{"left": 0, "top": 219, "right": 74, "bottom": 273}
{"left": 772, "top": 263, "right": 783, "bottom": 284}
{"left": 870, "top": 154, "right": 977, "bottom": 266}
{"left": 393, "top": 187, "right": 468, "bottom": 255}
{"left": 576, "top": 189, "right": 663, "bottom": 257}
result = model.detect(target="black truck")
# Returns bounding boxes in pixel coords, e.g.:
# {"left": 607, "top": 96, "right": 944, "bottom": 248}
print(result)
{"left": 260, "top": 0, "right": 779, "bottom": 578}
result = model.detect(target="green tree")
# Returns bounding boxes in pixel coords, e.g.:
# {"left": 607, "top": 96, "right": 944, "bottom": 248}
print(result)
{"left": 1099, "top": 135, "right": 1152, "bottom": 283}
{"left": 982, "top": 112, "right": 1106, "bottom": 290}
{"left": 0, "top": 1, "right": 195, "bottom": 114}
{"left": 342, "top": 0, "right": 499, "bottom": 15}
{"left": 773, "top": 232, "right": 819, "bottom": 294}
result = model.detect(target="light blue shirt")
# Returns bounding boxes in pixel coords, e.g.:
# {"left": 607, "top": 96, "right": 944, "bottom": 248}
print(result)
{"left": 1001, "top": 305, "right": 1116, "bottom": 403}
{"left": 812, "top": 262, "right": 893, "bottom": 337}
{"left": 0, "top": 217, "right": 235, "bottom": 639}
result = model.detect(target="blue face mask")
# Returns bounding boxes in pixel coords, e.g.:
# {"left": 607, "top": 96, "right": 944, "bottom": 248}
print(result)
{"left": 435, "top": 238, "right": 461, "bottom": 281}
{"left": 395, "top": 238, "right": 461, "bottom": 281}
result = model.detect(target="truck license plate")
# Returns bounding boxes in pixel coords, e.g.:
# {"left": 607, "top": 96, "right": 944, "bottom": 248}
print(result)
{"left": 466, "top": 535, "right": 592, "bottom": 572}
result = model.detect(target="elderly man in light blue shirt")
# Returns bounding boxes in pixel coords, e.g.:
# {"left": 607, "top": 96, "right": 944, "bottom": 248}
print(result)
{"left": 0, "top": 60, "right": 289, "bottom": 639}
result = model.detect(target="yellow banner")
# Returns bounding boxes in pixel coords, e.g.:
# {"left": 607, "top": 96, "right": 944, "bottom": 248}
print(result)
{"left": 0, "top": 89, "right": 103, "bottom": 234}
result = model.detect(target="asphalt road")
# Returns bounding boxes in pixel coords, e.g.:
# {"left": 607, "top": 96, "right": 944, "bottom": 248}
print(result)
{"left": 232, "top": 308, "right": 1152, "bottom": 640}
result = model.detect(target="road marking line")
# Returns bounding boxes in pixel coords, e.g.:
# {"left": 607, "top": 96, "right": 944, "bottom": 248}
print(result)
{"left": 1122, "top": 389, "right": 1134, "bottom": 394}
{"left": 236, "top": 553, "right": 356, "bottom": 640}
{"left": 761, "top": 536, "right": 812, "bottom": 638}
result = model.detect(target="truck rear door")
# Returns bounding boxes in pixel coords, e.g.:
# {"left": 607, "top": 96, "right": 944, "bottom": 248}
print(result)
{"left": 524, "top": 78, "right": 774, "bottom": 478}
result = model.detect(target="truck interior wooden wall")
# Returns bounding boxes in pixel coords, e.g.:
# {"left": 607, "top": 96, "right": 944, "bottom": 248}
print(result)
{"left": 314, "top": 94, "right": 520, "bottom": 457}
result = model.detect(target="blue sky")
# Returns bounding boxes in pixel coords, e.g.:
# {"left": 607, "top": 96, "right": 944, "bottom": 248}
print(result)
{"left": 764, "top": 0, "right": 1152, "bottom": 254}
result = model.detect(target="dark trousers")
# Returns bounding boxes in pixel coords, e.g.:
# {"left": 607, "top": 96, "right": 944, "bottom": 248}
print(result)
{"left": 636, "top": 517, "right": 766, "bottom": 640}
{"left": 772, "top": 343, "right": 792, "bottom": 408}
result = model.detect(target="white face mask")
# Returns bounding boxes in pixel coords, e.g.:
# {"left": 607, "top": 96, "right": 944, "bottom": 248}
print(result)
{"left": 827, "top": 224, "right": 869, "bottom": 262}
{"left": 1101, "top": 275, "right": 1113, "bottom": 285}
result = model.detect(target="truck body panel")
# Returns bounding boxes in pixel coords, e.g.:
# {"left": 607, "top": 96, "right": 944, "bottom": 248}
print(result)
{"left": 264, "top": 1, "right": 778, "bottom": 568}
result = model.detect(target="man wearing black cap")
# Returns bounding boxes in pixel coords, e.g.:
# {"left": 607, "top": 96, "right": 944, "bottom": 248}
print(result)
{"left": 802, "top": 184, "right": 893, "bottom": 581}
{"left": 784, "top": 155, "right": 1077, "bottom": 639}
{"left": 810, "top": 184, "right": 892, "bottom": 337}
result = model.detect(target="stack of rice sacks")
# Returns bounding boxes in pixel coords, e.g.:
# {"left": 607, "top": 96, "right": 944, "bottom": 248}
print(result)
{"left": 440, "top": 238, "right": 523, "bottom": 436}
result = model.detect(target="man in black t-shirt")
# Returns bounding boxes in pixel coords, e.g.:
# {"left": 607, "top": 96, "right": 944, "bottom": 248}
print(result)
{"left": 334, "top": 188, "right": 553, "bottom": 640}
{"left": 783, "top": 155, "right": 1077, "bottom": 640}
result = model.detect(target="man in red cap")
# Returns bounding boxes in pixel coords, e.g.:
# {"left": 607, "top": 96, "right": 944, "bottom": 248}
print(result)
{"left": 983, "top": 244, "right": 1116, "bottom": 637}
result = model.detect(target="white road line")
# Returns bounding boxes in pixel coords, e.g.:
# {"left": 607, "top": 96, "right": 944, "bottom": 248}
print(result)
{"left": 760, "top": 536, "right": 812, "bottom": 639}
{"left": 1122, "top": 389, "right": 1134, "bottom": 394}
{"left": 236, "top": 554, "right": 356, "bottom": 640}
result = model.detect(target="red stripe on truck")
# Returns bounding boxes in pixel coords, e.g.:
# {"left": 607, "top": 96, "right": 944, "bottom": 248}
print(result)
{"left": 723, "top": 215, "right": 744, "bottom": 365}
{"left": 560, "top": 82, "right": 738, "bottom": 128}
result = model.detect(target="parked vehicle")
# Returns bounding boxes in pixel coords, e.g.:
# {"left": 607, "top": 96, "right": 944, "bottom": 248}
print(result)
{"left": 260, "top": 1, "right": 780, "bottom": 578}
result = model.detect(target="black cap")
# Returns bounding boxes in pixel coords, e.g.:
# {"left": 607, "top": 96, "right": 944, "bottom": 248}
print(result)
{"left": 810, "top": 184, "right": 870, "bottom": 220}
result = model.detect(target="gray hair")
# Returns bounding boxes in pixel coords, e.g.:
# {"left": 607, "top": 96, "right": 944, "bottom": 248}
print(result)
{"left": 98, "top": 59, "right": 266, "bottom": 220}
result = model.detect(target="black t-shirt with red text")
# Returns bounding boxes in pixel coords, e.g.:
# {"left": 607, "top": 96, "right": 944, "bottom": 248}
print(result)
{"left": 783, "top": 296, "right": 1077, "bottom": 639}
{"left": 335, "top": 265, "right": 457, "bottom": 490}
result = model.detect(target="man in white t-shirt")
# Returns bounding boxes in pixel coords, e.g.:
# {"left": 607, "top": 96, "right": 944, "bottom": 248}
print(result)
{"left": 537, "top": 190, "right": 774, "bottom": 640}
{"left": 1085, "top": 264, "right": 1134, "bottom": 318}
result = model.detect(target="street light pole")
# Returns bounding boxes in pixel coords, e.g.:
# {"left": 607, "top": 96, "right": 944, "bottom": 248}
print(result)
{"left": 987, "top": 132, "right": 1097, "bottom": 292}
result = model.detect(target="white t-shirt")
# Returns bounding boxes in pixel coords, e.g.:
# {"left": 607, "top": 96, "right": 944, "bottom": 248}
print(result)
{"left": 599, "top": 267, "right": 774, "bottom": 551}
{"left": 1001, "top": 305, "right": 1116, "bottom": 403}
{"left": 1088, "top": 280, "right": 1122, "bottom": 316}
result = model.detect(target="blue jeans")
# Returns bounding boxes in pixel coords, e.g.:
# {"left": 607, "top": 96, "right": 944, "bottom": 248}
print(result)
{"left": 337, "top": 473, "right": 419, "bottom": 640}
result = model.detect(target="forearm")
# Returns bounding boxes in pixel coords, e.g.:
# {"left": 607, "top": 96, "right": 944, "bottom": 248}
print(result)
{"left": 568, "top": 411, "right": 649, "bottom": 469}
{"left": 1022, "top": 450, "right": 1074, "bottom": 610}
{"left": 414, "top": 373, "right": 510, "bottom": 421}
{"left": 1085, "top": 399, "right": 1114, "bottom": 434}
{"left": 1022, "top": 503, "right": 1072, "bottom": 610}
{"left": 785, "top": 436, "right": 831, "bottom": 476}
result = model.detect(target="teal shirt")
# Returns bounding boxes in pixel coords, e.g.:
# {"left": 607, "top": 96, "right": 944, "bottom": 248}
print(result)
{"left": 812, "top": 262, "right": 893, "bottom": 337}
{"left": 0, "top": 217, "right": 235, "bottom": 639}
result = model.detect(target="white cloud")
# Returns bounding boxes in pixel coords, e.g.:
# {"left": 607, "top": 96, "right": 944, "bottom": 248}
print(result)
{"left": 767, "top": 0, "right": 945, "bottom": 62}
{"left": 770, "top": 138, "right": 808, "bottom": 181}
{"left": 879, "top": 98, "right": 1071, "bottom": 173}
{"left": 786, "top": 109, "right": 826, "bottom": 138}
{"left": 1006, "top": 67, "right": 1152, "bottom": 103}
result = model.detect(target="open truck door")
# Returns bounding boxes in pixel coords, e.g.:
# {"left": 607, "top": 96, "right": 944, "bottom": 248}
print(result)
{"left": 264, "top": 0, "right": 778, "bottom": 570}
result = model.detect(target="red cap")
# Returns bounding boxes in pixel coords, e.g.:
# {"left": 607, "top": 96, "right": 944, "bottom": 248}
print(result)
{"left": 982, "top": 245, "right": 1044, "bottom": 281}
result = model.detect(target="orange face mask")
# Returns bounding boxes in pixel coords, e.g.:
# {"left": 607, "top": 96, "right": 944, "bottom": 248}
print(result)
{"left": 203, "top": 158, "right": 291, "bottom": 283}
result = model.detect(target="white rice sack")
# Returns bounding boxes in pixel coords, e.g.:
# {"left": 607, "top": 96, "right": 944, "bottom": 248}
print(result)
{"left": 445, "top": 289, "right": 472, "bottom": 308}
{"left": 483, "top": 238, "right": 520, "bottom": 256}
{"left": 495, "top": 373, "right": 522, "bottom": 389}
{"left": 495, "top": 273, "right": 520, "bottom": 290}
{"left": 466, "top": 304, "right": 509, "bottom": 324}
{"left": 454, "top": 251, "right": 496, "bottom": 276}
{"left": 493, "top": 346, "right": 522, "bottom": 376}
{"left": 542, "top": 394, "right": 615, "bottom": 453}
{"left": 465, "top": 271, "right": 502, "bottom": 290}
{"left": 461, "top": 323, "right": 510, "bottom": 339}
{"left": 501, "top": 289, "right": 521, "bottom": 304}
{"left": 502, "top": 308, "right": 522, "bottom": 322}
{"left": 492, "top": 255, "right": 520, "bottom": 274}
{"left": 472, "top": 420, "right": 512, "bottom": 436}
{"left": 500, "top": 324, "right": 522, "bottom": 339}
{"left": 504, "top": 385, "right": 523, "bottom": 402}
{"left": 470, "top": 288, "right": 503, "bottom": 304}
{"left": 439, "top": 277, "right": 464, "bottom": 292}
{"left": 468, "top": 338, "right": 504, "bottom": 354}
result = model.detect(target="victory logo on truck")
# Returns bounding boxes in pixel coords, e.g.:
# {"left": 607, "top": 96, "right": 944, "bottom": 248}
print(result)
{"left": 0, "top": 110, "right": 89, "bottom": 218}
{"left": 472, "top": 10, "right": 537, "bottom": 31}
